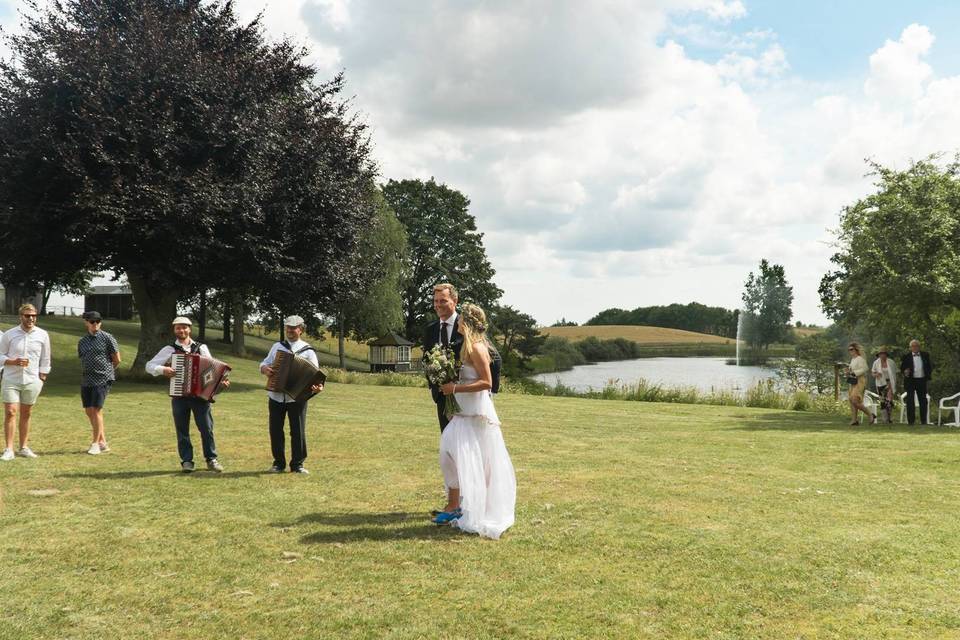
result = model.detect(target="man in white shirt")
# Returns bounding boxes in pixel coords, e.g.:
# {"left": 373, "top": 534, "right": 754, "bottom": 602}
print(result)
{"left": 145, "top": 316, "right": 229, "bottom": 472}
{"left": 0, "top": 303, "right": 52, "bottom": 461}
{"left": 259, "top": 315, "right": 323, "bottom": 474}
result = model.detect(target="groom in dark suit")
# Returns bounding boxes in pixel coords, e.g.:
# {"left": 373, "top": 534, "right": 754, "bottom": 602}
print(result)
{"left": 422, "top": 282, "right": 464, "bottom": 432}
{"left": 900, "top": 339, "right": 934, "bottom": 425}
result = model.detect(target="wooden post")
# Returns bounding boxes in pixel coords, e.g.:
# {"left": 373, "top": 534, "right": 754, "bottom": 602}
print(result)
{"left": 834, "top": 362, "right": 844, "bottom": 400}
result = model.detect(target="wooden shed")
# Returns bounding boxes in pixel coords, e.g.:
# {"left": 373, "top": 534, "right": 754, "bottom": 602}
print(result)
{"left": 368, "top": 332, "right": 414, "bottom": 372}
{"left": 84, "top": 284, "right": 135, "bottom": 320}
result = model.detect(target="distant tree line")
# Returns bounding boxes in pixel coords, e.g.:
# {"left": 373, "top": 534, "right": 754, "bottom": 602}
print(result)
{"left": 585, "top": 303, "right": 738, "bottom": 337}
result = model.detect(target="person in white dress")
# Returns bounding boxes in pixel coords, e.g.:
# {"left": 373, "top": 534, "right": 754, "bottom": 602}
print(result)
{"left": 434, "top": 304, "right": 516, "bottom": 539}
{"left": 871, "top": 346, "right": 896, "bottom": 424}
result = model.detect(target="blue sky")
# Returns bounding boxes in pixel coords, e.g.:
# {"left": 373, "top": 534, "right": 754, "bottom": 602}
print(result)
{"left": 672, "top": 0, "right": 960, "bottom": 80}
{"left": 5, "top": 0, "right": 960, "bottom": 325}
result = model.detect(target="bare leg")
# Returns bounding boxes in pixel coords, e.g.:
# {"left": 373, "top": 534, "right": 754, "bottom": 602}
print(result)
{"left": 443, "top": 487, "right": 461, "bottom": 513}
{"left": 18, "top": 404, "right": 32, "bottom": 448}
{"left": 850, "top": 397, "right": 870, "bottom": 424}
{"left": 85, "top": 407, "right": 105, "bottom": 445}
{"left": 3, "top": 403, "right": 16, "bottom": 450}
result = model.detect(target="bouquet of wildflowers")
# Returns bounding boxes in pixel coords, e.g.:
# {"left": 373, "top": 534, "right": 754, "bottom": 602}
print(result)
{"left": 423, "top": 344, "right": 462, "bottom": 418}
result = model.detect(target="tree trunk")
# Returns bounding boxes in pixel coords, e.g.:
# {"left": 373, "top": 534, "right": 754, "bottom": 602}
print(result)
{"left": 198, "top": 289, "right": 207, "bottom": 342}
{"left": 222, "top": 301, "right": 232, "bottom": 344}
{"left": 338, "top": 312, "right": 346, "bottom": 369}
{"left": 40, "top": 285, "right": 51, "bottom": 315}
{"left": 128, "top": 272, "right": 180, "bottom": 376}
{"left": 231, "top": 297, "right": 245, "bottom": 357}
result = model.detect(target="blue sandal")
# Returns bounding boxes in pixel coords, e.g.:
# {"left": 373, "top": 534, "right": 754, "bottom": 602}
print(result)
{"left": 432, "top": 508, "right": 462, "bottom": 525}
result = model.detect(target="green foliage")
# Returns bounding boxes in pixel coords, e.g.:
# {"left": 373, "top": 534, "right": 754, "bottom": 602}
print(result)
{"left": 820, "top": 157, "right": 960, "bottom": 392}
{"left": 382, "top": 178, "right": 503, "bottom": 339}
{"left": 535, "top": 336, "right": 588, "bottom": 373}
{"left": 742, "top": 259, "right": 794, "bottom": 349}
{"left": 575, "top": 336, "right": 642, "bottom": 362}
{"left": 585, "top": 302, "right": 738, "bottom": 337}
{"left": 0, "top": 0, "right": 376, "bottom": 370}
{"left": 777, "top": 333, "right": 844, "bottom": 393}
{"left": 328, "top": 187, "right": 409, "bottom": 365}
{"left": 487, "top": 305, "right": 545, "bottom": 376}
{"left": 550, "top": 317, "right": 578, "bottom": 327}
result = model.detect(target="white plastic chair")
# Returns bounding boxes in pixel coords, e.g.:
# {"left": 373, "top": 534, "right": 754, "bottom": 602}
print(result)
{"left": 900, "top": 392, "right": 931, "bottom": 424}
{"left": 938, "top": 392, "right": 960, "bottom": 427}
{"left": 863, "top": 390, "right": 880, "bottom": 420}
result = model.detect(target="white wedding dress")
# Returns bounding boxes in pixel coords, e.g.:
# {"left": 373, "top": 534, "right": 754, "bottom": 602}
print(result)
{"left": 438, "top": 363, "right": 516, "bottom": 539}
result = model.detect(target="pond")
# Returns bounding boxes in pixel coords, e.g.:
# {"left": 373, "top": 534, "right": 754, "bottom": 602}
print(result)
{"left": 530, "top": 357, "right": 778, "bottom": 393}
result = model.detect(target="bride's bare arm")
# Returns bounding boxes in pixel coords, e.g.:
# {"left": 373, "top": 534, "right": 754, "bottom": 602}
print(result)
{"left": 440, "top": 342, "right": 493, "bottom": 394}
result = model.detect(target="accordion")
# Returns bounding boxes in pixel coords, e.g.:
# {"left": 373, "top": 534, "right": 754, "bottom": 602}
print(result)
{"left": 266, "top": 349, "right": 326, "bottom": 402}
{"left": 169, "top": 353, "right": 231, "bottom": 400}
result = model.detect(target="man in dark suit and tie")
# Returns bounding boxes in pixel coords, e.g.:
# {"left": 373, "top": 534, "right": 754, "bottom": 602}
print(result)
{"left": 422, "top": 282, "right": 464, "bottom": 432}
{"left": 900, "top": 339, "right": 934, "bottom": 425}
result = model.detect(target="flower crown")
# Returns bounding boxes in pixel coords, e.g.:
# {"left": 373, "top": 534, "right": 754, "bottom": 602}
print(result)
{"left": 460, "top": 304, "right": 487, "bottom": 333}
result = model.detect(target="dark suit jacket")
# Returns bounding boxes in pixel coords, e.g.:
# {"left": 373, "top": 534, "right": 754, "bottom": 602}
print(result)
{"left": 423, "top": 317, "right": 464, "bottom": 404}
{"left": 900, "top": 350, "right": 934, "bottom": 381}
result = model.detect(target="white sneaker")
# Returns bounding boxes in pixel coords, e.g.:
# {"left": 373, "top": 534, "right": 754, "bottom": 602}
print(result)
{"left": 87, "top": 443, "right": 101, "bottom": 455}
{"left": 17, "top": 447, "right": 38, "bottom": 458}
{"left": 98, "top": 442, "right": 110, "bottom": 453}
{"left": 0, "top": 448, "right": 13, "bottom": 461}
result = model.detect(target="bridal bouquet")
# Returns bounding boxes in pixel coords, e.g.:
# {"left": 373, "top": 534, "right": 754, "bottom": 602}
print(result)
{"left": 423, "top": 344, "right": 462, "bottom": 418}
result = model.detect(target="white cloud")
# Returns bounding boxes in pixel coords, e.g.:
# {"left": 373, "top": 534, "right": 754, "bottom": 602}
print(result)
{"left": 702, "top": 0, "right": 747, "bottom": 23}
{"left": 717, "top": 44, "right": 789, "bottom": 82}
{"left": 6, "top": 2, "right": 960, "bottom": 326}
{"left": 864, "top": 23, "right": 934, "bottom": 103}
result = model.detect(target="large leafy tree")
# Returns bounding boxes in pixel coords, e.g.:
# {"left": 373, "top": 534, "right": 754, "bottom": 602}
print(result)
{"left": 488, "top": 304, "right": 545, "bottom": 376}
{"left": 382, "top": 178, "right": 503, "bottom": 339}
{"left": 819, "top": 157, "right": 960, "bottom": 381}
{"left": 0, "top": 0, "right": 375, "bottom": 371}
{"left": 741, "top": 259, "right": 793, "bottom": 349}
{"left": 328, "top": 186, "right": 408, "bottom": 367}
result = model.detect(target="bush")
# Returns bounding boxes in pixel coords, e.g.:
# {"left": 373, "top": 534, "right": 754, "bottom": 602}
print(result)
{"left": 537, "top": 336, "right": 587, "bottom": 372}
{"left": 575, "top": 336, "right": 640, "bottom": 362}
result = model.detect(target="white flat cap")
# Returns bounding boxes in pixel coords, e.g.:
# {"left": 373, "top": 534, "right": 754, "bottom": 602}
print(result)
{"left": 172, "top": 316, "right": 193, "bottom": 326}
{"left": 284, "top": 315, "right": 305, "bottom": 327}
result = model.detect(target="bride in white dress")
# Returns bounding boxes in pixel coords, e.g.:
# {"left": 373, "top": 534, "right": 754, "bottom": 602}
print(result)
{"left": 434, "top": 304, "right": 516, "bottom": 539}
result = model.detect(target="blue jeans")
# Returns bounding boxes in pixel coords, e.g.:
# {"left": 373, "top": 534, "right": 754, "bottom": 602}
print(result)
{"left": 171, "top": 397, "right": 217, "bottom": 462}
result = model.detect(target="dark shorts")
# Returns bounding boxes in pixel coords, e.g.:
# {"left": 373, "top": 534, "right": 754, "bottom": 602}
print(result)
{"left": 81, "top": 384, "right": 112, "bottom": 409}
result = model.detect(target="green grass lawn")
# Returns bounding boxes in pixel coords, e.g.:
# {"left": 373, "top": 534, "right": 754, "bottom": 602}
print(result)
{"left": 2, "top": 318, "right": 960, "bottom": 638}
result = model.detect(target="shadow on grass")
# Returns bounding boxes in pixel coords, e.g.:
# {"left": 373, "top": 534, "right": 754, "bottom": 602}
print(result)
{"left": 300, "top": 524, "right": 457, "bottom": 544}
{"left": 735, "top": 411, "right": 955, "bottom": 435}
{"left": 279, "top": 511, "right": 459, "bottom": 543}
{"left": 57, "top": 469, "right": 275, "bottom": 480}
{"left": 279, "top": 511, "right": 422, "bottom": 527}
{"left": 57, "top": 470, "right": 180, "bottom": 480}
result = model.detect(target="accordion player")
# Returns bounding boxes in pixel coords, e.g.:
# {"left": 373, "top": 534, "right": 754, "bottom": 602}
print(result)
{"left": 169, "top": 353, "right": 232, "bottom": 401}
{"left": 265, "top": 349, "right": 326, "bottom": 402}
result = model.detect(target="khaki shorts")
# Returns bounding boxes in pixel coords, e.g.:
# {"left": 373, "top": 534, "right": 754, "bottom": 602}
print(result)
{"left": 2, "top": 379, "right": 44, "bottom": 405}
